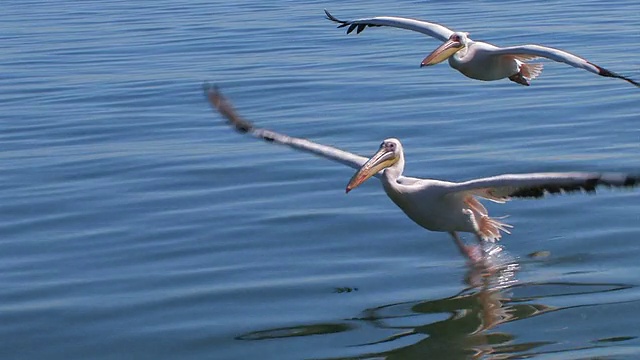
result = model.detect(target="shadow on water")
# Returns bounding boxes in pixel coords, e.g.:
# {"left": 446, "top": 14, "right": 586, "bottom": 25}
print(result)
{"left": 236, "top": 248, "right": 636, "bottom": 359}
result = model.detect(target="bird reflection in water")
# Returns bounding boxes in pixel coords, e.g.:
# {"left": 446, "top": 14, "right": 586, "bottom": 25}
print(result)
{"left": 352, "top": 249, "right": 533, "bottom": 359}
{"left": 342, "top": 256, "right": 633, "bottom": 359}
{"left": 237, "top": 250, "right": 633, "bottom": 359}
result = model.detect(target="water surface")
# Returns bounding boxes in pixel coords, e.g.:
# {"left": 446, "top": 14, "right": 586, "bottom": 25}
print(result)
{"left": 1, "top": 1, "right": 639, "bottom": 359}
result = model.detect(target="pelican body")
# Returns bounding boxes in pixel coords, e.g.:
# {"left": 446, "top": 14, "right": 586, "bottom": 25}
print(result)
{"left": 206, "top": 86, "right": 639, "bottom": 262}
{"left": 345, "top": 140, "right": 512, "bottom": 240}
{"left": 325, "top": 10, "right": 639, "bottom": 87}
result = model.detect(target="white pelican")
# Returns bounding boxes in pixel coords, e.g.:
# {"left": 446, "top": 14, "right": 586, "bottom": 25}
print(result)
{"left": 206, "top": 85, "right": 639, "bottom": 262}
{"left": 325, "top": 10, "right": 640, "bottom": 87}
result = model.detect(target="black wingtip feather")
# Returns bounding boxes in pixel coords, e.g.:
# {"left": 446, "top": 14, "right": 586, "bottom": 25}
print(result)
{"left": 324, "top": 9, "right": 349, "bottom": 27}
{"left": 510, "top": 174, "right": 639, "bottom": 199}
{"left": 324, "top": 9, "right": 337, "bottom": 22}
{"left": 324, "top": 9, "right": 379, "bottom": 35}
{"left": 623, "top": 176, "right": 638, "bottom": 187}
{"left": 204, "top": 84, "right": 254, "bottom": 134}
{"left": 587, "top": 62, "right": 640, "bottom": 88}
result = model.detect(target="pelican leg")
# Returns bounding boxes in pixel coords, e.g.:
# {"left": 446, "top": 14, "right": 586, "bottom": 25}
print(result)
{"left": 508, "top": 72, "right": 530, "bottom": 86}
{"left": 449, "top": 231, "right": 484, "bottom": 264}
{"left": 449, "top": 231, "right": 466, "bottom": 256}
{"left": 461, "top": 209, "right": 488, "bottom": 264}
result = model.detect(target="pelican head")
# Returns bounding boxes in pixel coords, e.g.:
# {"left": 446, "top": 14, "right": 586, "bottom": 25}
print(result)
{"left": 420, "top": 32, "right": 469, "bottom": 67}
{"left": 346, "top": 138, "right": 402, "bottom": 193}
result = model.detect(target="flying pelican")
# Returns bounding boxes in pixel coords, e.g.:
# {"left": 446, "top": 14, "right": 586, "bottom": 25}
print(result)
{"left": 325, "top": 10, "right": 639, "bottom": 87}
{"left": 205, "top": 85, "right": 639, "bottom": 262}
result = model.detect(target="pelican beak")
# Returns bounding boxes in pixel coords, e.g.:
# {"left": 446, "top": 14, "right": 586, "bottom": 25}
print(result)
{"left": 346, "top": 146, "right": 396, "bottom": 193}
{"left": 420, "top": 39, "right": 463, "bottom": 67}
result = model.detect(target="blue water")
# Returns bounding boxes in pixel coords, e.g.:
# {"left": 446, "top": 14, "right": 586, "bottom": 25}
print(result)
{"left": 1, "top": 1, "right": 639, "bottom": 359}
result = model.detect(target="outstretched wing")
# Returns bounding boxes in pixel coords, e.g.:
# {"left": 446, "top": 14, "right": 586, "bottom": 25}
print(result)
{"left": 324, "top": 9, "right": 454, "bottom": 41}
{"left": 442, "top": 172, "right": 638, "bottom": 201}
{"left": 493, "top": 45, "right": 640, "bottom": 87}
{"left": 205, "top": 84, "right": 377, "bottom": 175}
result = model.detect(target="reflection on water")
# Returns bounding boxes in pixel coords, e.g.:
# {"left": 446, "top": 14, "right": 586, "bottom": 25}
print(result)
{"left": 237, "top": 254, "right": 634, "bottom": 359}
{"left": 237, "top": 323, "right": 353, "bottom": 341}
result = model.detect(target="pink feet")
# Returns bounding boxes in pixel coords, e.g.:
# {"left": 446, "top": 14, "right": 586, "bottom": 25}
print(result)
{"left": 462, "top": 244, "right": 486, "bottom": 266}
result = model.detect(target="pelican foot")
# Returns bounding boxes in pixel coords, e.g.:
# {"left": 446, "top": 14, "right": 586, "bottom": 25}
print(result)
{"left": 463, "top": 244, "right": 487, "bottom": 266}
{"left": 508, "top": 72, "right": 530, "bottom": 86}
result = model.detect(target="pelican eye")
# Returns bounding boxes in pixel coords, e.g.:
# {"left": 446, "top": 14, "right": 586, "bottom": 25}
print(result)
{"left": 451, "top": 34, "right": 460, "bottom": 42}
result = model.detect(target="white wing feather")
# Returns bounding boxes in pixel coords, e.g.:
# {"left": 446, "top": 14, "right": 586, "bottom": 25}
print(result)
{"left": 489, "top": 44, "right": 639, "bottom": 87}
{"left": 325, "top": 10, "right": 454, "bottom": 42}
{"left": 443, "top": 172, "right": 638, "bottom": 201}
{"left": 493, "top": 45, "right": 600, "bottom": 74}
{"left": 205, "top": 85, "right": 378, "bottom": 177}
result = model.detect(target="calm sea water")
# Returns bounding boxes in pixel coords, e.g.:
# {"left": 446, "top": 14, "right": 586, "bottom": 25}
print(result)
{"left": 1, "top": 1, "right": 639, "bottom": 359}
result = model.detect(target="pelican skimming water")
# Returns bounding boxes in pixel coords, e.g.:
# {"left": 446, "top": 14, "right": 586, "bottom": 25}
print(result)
{"left": 325, "top": 10, "right": 639, "bottom": 87}
{"left": 206, "top": 86, "right": 638, "bottom": 262}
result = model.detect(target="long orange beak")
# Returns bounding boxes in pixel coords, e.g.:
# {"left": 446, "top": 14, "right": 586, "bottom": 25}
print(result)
{"left": 345, "top": 147, "right": 396, "bottom": 193}
{"left": 420, "top": 39, "right": 463, "bottom": 67}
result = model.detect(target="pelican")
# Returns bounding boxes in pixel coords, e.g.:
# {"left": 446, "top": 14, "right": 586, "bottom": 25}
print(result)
{"left": 325, "top": 10, "right": 639, "bottom": 87}
{"left": 205, "top": 85, "right": 639, "bottom": 262}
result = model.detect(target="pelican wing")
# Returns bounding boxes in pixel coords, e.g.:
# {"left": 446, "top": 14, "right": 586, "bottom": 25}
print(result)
{"left": 443, "top": 172, "right": 638, "bottom": 201}
{"left": 325, "top": 9, "right": 454, "bottom": 42}
{"left": 493, "top": 45, "right": 640, "bottom": 87}
{"left": 205, "top": 84, "right": 376, "bottom": 175}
